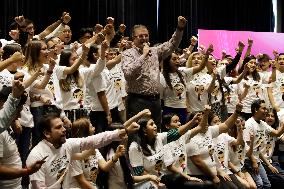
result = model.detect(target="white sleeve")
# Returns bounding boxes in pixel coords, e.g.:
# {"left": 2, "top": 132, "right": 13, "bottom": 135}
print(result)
{"left": 209, "top": 125, "right": 220, "bottom": 138}
{"left": 0, "top": 133, "right": 4, "bottom": 158}
{"left": 54, "top": 65, "right": 67, "bottom": 80}
{"left": 26, "top": 154, "right": 46, "bottom": 182}
{"left": 178, "top": 67, "right": 193, "bottom": 77}
{"left": 70, "top": 160, "right": 83, "bottom": 177}
{"left": 186, "top": 142, "right": 200, "bottom": 157}
{"left": 44, "top": 24, "right": 65, "bottom": 39}
{"left": 277, "top": 109, "right": 284, "bottom": 124}
{"left": 128, "top": 142, "right": 144, "bottom": 167}
{"left": 94, "top": 74, "right": 107, "bottom": 93}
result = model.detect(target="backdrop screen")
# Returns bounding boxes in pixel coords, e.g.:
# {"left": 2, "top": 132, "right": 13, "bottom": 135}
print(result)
{"left": 198, "top": 29, "right": 284, "bottom": 59}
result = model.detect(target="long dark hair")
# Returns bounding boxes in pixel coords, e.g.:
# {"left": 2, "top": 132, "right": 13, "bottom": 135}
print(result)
{"left": 239, "top": 55, "right": 260, "bottom": 81}
{"left": 128, "top": 117, "right": 153, "bottom": 157}
{"left": 162, "top": 53, "right": 185, "bottom": 90}
{"left": 59, "top": 50, "right": 83, "bottom": 91}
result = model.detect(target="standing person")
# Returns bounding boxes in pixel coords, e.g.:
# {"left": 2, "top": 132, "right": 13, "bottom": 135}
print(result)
{"left": 26, "top": 114, "right": 139, "bottom": 189}
{"left": 121, "top": 16, "right": 187, "bottom": 128}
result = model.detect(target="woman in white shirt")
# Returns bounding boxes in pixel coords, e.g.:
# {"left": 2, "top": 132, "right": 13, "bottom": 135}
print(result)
{"left": 161, "top": 47, "right": 211, "bottom": 124}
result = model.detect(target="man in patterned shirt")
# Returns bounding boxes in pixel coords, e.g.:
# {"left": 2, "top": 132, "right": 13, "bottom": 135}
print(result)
{"left": 121, "top": 16, "right": 187, "bottom": 128}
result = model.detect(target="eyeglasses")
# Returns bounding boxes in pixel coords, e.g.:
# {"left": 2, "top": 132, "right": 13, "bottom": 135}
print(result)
{"left": 134, "top": 34, "right": 149, "bottom": 39}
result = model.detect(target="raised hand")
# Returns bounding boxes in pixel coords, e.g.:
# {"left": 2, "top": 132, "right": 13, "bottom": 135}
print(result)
{"left": 190, "top": 36, "right": 198, "bottom": 46}
{"left": 177, "top": 16, "right": 187, "bottom": 29}
{"left": 126, "top": 122, "right": 140, "bottom": 134}
{"left": 61, "top": 12, "right": 71, "bottom": 24}
{"left": 248, "top": 38, "right": 253, "bottom": 47}
{"left": 12, "top": 79, "right": 25, "bottom": 99}
{"left": 14, "top": 15, "right": 25, "bottom": 27}
{"left": 206, "top": 44, "right": 214, "bottom": 55}
{"left": 27, "top": 156, "right": 47, "bottom": 174}
{"left": 115, "top": 145, "right": 126, "bottom": 158}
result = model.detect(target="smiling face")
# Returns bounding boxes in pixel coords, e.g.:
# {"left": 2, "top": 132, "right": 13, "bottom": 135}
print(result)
{"left": 265, "top": 111, "right": 275, "bottom": 126}
{"left": 247, "top": 59, "right": 257, "bottom": 73}
{"left": 191, "top": 53, "right": 202, "bottom": 67}
{"left": 278, "top": 55, "right": 284, "bottom": 72}
{"left": 39, "top": 42, "right": 49, "bottom": 64}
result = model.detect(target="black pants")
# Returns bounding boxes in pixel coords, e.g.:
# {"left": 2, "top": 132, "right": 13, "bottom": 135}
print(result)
{"left": 126, "top": 93, "right": 161, "bottom": 130}
{"left": 89, "top": 107, "right": 121, "bottom": 134}
{"left": 263, "top": 162, "right": 284, "bottom": 187}
{"left": 161, "top": 174, "right": 213, "bottom": 189}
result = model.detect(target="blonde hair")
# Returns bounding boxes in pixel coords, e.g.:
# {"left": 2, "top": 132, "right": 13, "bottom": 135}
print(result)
{"left": 186, "top": 52, "right": 200, "bottom": 68}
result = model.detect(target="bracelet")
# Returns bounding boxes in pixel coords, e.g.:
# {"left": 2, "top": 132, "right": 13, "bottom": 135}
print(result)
{"left": 46, "top": 70, "right": 53, "bottom": 75}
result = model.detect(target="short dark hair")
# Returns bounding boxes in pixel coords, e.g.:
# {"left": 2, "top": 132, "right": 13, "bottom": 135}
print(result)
{"left": 39, "top": 114, "right": 60, "bottom": 139}
{"left": 162, "top": 113, "right": 176, "bottom": 132}
{"left": 0, "top": 85, "right": 27, "bottom": 106}
{"left": 251, "top": 99, "right": 265, "bottom": 115}
{"left": 131, "top": 25, "right": 147, "bottom": 37}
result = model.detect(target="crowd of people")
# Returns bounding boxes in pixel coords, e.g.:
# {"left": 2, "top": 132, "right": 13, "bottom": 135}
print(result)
{"left": 1, "top": 11, "right": 284, "bottom": 189}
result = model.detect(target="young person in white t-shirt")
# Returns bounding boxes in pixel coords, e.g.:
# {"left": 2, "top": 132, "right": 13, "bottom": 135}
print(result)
{"left": 238, "top": 56, "right": 264, "bottom": 120}
{"left": 26, "top": 113, "right": 139, "bottom": 189}
{"left": 0, "top": 85, "right": 46, "bottom": 189}
{"left": 185, "top": 104, "right": 243, "bottom": 189}
{"left": 208, "top": 113, "right": 247, "bottom": 189}
{"left": 228, "top": 117, "right": 257, "bottom": 189}
{"left": 243, "top": 99, "right": 284, "bottom": 189}
{"left": 68, "top": 118, "right": 126, "bottom": 189}
{"left": 185, "top": 52, "right": 212, "bottom": 113}
{"left": 259, "top": 108, "right": 284, "bottom": 188}
{"left": 161, "top": 45, "right": 213, "bottom": 124}
{"left": 128, "top": 109, "right": 207, "bottom": 188}
{"left": 53, "top": 44, "right": 90, "bottom": 122}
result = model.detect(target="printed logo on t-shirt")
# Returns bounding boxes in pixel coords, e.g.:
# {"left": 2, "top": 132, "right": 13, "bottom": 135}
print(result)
{"left": 178, "top": 154, "right": 186, "bottom": 172}
{"left": 208, "top": 144, "right": 215, "bottom": 162}
{"left": 50, "top": 154, "right": 69, "bottom": 185}
{"left": 252, "top": 84, "right": 261, "bottom": 97}
{"left": 114, "top": 78, "right": 122, "bottom": 91}
{"left": 235, "top": 145, "right": 244, "bottom": 166}
{"left": 173, "top": 83, "right": 185, "bottom": 100}
{"left": 211, "top": 85, "right": 219, "bottom": 101}
{"left": 72, "top": 88, "right": 84, "bottom": 108}
{"left": 0, "top": 75, "right": 12, "bottom": 86}
{"left": 47, "top": 80, "right": 56, "bottom": 100}
{"left": 194, "top": 84, "right": 205, "bottom": 101}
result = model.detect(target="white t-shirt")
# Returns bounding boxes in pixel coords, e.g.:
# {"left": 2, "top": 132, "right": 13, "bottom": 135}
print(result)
{"left": 165, "top": 131, "right": 192, "bottom": 173}
{"left": 243, "top": 117, "right": 272, "bottom": 162}
{"left": 229, "top": 143, "right": 247, "bottom": 172}
{"left": 128, "top": 132, "right": 177, "bottom": 177}
{"left": 26, "top": 139, "right": 81, "bottom": 189}
{"left": 107, "top": 148, "right": 127, "bottom": 189}
{"left": 160, "top": 67, "right": 192, "bottom": 108}
{"left": 0, "top": 131, "right": 22, "bottom": 189}
{"left": 225, "top": 77, "right": 239, "bottom": 113}
{"left": 261, "top": 125, "right": 276, "bottom": 162}
{"left": 209, "top": 76, "right": 233, "bottom": 105}
{"left": 0, "top": 68, "right": 34, "bottom": 128}
{"left": 186, "top": 72, "right": 211, "bottom": 112}
{"left": 238, "top": 75, "right": 264, "bottom": 113}
{"left": 80, "top": 59, "right": 106, "bottom": 111}
{"left": 271, "top": 70, "right": 284, "bottom": 109}
{"left": 69, "top": 149, "right": 103, "bottom": 188}
{"left": 213, "top": 133, "right": 236, "bottom": 174}
{"left": 101, "top": 68, "right": 119, "bottom": 110}
{"left": 29, "top": 65, "right": 59, "bottom": 108}
{"left": 54, "top": 66, "right": 84, "bottom": 110}
{"left": 186, "top": 126, "right": 219, "bottom": 176}
{"left": 109, "top": 63, "right": 127, "bottom": 111}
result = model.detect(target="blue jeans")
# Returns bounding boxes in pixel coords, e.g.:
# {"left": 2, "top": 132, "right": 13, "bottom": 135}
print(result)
{"left": 252, "top": 163, "right": 271, "bottom": 188}
{"left": 263, "top": 162, "right": 284, "bottom": 187}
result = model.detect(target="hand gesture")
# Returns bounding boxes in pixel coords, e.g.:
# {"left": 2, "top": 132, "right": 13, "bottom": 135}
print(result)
{"left": 268, "top": 165, "right": 279, "bottom": 174}
{"left": 115, "top": 145, "right": 126, "bottom": 158}
{"left": 235, "top": 102, "right": 243, "bottom": 112}
{"left": 10, "top": 51, "right": 25, "bottom": 63}
{"left": 41, "top": 96, "right": 52, "bottom": 105}
{"left": 12, "top": 79, "right": 25, "bottom": 99}
{"left": 221, "top": 50, "right": 227, "bottom": 59}
{"left": 206, "top": 44, "right": 214, "bottom": 55}
{"left": 248, "top": 38, "right": 253, "bottom": 47}
{"left": 94, "top": 24, "right": 104, "bottom": 34}
{"left": 177, "top": 16, "right": 187, "bottom": 29}
{"left": 61, "top": 12, "right": 71, "bottom": 24}
{"left": 63, "top": 117, "right": 72, "bottom": 129}
{"left": 143, "top": 42, "right": 151, "bottom": 56}
{"left": 148, "top": 174, "right": 160, "bottom": 184}
{"left": 81, "top": 43, "right": 90, "bottom": 54}
{"left": 238, "top": 41, "right": 245, "bottom": 52}
{"left": 119, "top": 24, "right": 126, "bottom": 33}
{"left": 198, "top": 45, "right": 206, "bottom": 54}
{"left": 244, "top": 63, "right": 250, "bottom": 73}
{"left": 139, "top": 109, "right": 151, "bottom": 117}
{"left": 28, "top": 156, "right": 47, "bottom": 174}
{"left": 187, "top": 175, "right": 203, "bottom": 182}
{"left": 219, "top": 171, "right": 232, "bottom": 181}
{"left": 212, "top": 176, "right": 220, "bottom": 184}
{"left": 273, "top": 50, "right": 279, "bottom": 59}
{"left": 106, "top": 17, "right": 115, "bottom": 25}
{"left": 101, "top": 40, "right": 109, "bottom": 53}
{"left": 204, "top": 105, "right": 211, "bottom": 113}
{"left": 252, "top": 160, "right": 259, "bottom": 174}
{"left": 48, "top": 58, "right": 56, "bottom": 71}
{"left": 12, "top": 119, "right": 22, "bottom": 135}
{"left": 126, "top": 122, "right": 140, "bottom": 134}
{"left": 14, "top": 15, "right": 25, "bottom": 27}
{"left": 190, "top": 36, "right": 198, "bottom": 46}
{"left": 191, "top": 112, "right": 202, "bottom": 125}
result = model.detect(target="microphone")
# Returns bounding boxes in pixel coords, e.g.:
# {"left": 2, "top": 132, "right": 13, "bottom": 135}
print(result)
{"left": 143, "top": 42, "right": 151, "bottom": 56}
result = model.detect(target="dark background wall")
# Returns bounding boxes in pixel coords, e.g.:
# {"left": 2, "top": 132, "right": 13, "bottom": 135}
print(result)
{"left": 0, "top": 0, "right": 279, "bottom": 48}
